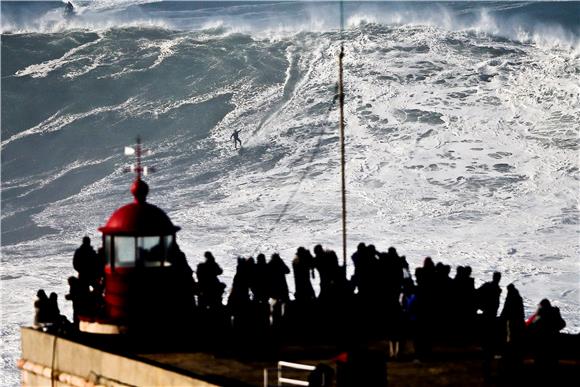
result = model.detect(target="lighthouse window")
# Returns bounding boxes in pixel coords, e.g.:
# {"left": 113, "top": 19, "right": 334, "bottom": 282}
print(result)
{"left": 104, "top": 236, "right": 112, "bottom": 265}
{"left": 137, "top": 236, "right": 164, "bottom": 266}
{"left": 114, "top": 236, "right": 136, "bottom": 267}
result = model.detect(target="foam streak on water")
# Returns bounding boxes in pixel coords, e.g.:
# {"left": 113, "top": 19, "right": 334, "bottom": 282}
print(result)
{"left": 1, "top": 2, "right": 579, "bottom": 386}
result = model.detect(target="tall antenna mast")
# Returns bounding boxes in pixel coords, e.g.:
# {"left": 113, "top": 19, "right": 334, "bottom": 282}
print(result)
{"left": 124, "top": 136, "right": 155, "bottom": 179}
{"left": 338, "top": 0, "right": 347, "bottom": 267}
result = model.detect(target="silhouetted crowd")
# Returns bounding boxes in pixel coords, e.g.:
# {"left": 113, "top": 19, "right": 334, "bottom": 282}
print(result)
{"left": 35, "top": 238, "right": 568, "bottom": 381}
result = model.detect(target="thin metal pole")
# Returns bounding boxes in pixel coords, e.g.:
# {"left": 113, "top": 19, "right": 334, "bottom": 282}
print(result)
{"left": 135, "top": 136, "right": 142, "bottom": 180}
{"left": 277, "top": 362, "right": 282, "bottom": 387}
{"left": 340, "top": 0, "right": 344, "bottom": 31}
{"left": 338, "top": 44, "right": 347, "bottom": 267}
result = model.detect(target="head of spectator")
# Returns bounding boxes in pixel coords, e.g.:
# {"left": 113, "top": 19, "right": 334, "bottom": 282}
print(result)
{"left": 204, "top": 251, "right": 215, "bottom": 263}
{"left": 314, "top": 244, "right": 324, "bottom": 257}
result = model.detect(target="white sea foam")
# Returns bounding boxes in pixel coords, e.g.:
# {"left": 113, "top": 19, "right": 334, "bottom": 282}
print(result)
{"left": 14, "top": 34, "right": 104, "bottom": 78}
{"left": 140, "top": 35, "right": 187, "bottom": 69}
{"left": 1, "top": 98, "right": 139, "bottom": 148}
{"left": 20, "top": 157, "right": 115, "bottom": 200}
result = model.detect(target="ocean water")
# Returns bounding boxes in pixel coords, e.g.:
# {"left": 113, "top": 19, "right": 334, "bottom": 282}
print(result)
{"left": 1, "top": 1, "right": 579, "bottom": 385}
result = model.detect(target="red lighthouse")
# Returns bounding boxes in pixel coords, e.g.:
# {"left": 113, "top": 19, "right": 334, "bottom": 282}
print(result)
{"left": 80, "top": 139, "right": 194, "bottom": 335}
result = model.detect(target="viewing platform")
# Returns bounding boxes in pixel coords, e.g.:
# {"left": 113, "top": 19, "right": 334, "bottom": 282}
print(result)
{"left": 19, "top": 327, "right": 580, "bottom": 387}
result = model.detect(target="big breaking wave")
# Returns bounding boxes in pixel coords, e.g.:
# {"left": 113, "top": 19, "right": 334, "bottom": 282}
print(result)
{"left": 1, "top": 1, "right": 579, "bottom": 52}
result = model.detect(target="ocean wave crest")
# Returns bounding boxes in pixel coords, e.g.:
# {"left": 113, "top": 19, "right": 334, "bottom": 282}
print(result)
{"left": 2, "top": 1, "right": 578, "bottom": 52}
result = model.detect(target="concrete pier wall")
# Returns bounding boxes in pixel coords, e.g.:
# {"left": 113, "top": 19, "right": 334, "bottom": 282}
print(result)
{"left": 19, "top": 328, "right": 217, "bottom": 387}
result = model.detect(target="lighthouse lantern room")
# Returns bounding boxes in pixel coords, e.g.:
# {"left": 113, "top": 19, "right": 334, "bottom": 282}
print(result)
{"left": 99, "top": 177, "right": 180, "bottom": 270}
{"left": 79, "top": 138, "right": 192, "bottom": 335}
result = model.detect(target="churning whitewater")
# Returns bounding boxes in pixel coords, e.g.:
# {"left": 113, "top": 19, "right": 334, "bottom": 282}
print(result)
{"left": 1, "top": 1, "right": 579, "bottom": 385}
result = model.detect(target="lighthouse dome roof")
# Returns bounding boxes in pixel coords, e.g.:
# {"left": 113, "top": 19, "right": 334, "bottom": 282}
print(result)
{"left": 98, "top": 179, "right": 180, "bottom": 236}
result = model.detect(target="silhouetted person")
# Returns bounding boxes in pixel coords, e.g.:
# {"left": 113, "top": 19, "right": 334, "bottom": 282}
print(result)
{"left": 313, "top": 245, "right": 333, "bottom": 299}
{"left": 197, "top": 252, "right": 225, "bottom": 309}
{"left": 268, "top": 253, "right": 290, "bottom": 302}
{"left": 268, "top": 253, "right": 290, "bottom": 327}
{"left": 167, "top": 241, "right": 188, "bottom": 269}
{"left": 247, "top": 254, "right": 271, "bottom": 330}
{"left": 228, "top": 257, "right": 252, "bottom": 308}
{"left": 423, "top": 256, "right": 435, "bottom": 272}
{"left": 376, "top": 247, "right": 403, "bottom": 346}
{"left": 433, "top": 262, "right": 453, "bottom": 336}
{"left": 329, "top": 249, "right": 351, "bottom": 298}
{"left": 410, "top": 257, "right": 438, "bottom": 358}
{"left": 381, "top": 247, "right": 404, "bottom": 301}
{"left": 478, "top": 271, "right": 502, "bottom": 319}
{"left": 401, "top": 279, "right": 418, "bottom": 356}
{"left": 47, "top": 292, "right": 70, "bottom": 330}
{"left": 527, "top": 299, "right": 566, "bottom": 379}
{"left": 36, "top": 290, "right": 69, "bottom": 331}
{"left": 366, "top": 244, "right": 381, "bottom": 297}
{"left": 73, "top": 236, "right": 101, "bottom": 290}
{"left": 351, "top": 242, "right": 378, "bottom": 298}
{"left": 499, "top": 284, "right": 525, "bottom": 380}
{"left": 292, "top": 247, "right": 315, "bottom": 302}
{"left": 350, "top": 242, "right": 366, "bottom": 294}
{"left": 48, "top": 292, "right": 60, "bottom": 321}
{"left": 453, "top": 265, "right": 476, "bottom": 336}
{"left": 230, "top": 129, "right": 242, "bottom": 149}
{"left": 464, "top": 266, "right": 477, "bottom": 319}
{"left": 228, "top": 257, "right": 254, "bottom": 329}
{"left": 65, "top": 276, "right": 91, "bottom": 328}
{"left": 400, "top": 255, "right": 411, "bottom": 280}
{"left": 34, "top": 290, "right": 50, "bottom": 328}
{"left": 251, "top": 253, "right": 269, "bottom": 303}
{"left": 477, "top": 271, "right": 502, "bottom": 381}
{"left": 418, "top": 257, "right": 436, "bottom": 298}
{"left": 413, "top": 266, "right": 435, "bottom": 358}
{"left": 167, "top": 242, "right": 197, "bottom": 310}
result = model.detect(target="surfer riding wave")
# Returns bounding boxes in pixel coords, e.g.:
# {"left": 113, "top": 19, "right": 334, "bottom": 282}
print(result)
{"left": 230, "top": 129, "right": 242, "bottom": 149}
